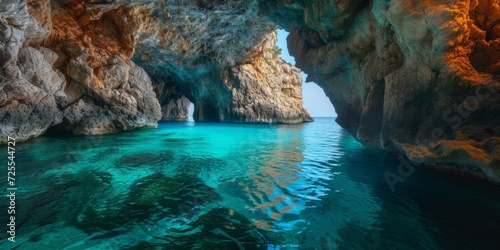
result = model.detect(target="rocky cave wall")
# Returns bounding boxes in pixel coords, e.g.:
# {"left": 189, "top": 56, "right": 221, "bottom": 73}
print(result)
{"left": 262, "top": 0, "right": 500, "bottom": 183}
{"left": 1, "top": 0, "right": 163, "bottom": 141}
{"left": 0, "top": 0, "right": 311, "bottom": 143}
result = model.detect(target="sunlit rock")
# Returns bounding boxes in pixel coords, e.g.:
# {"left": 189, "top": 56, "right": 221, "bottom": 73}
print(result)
{"left": 268, "top": 0, "right": 500, "bottom": 183}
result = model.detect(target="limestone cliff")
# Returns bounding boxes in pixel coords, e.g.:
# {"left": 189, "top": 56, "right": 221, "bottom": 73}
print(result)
{"left": 262, "top": 0, "right": 500, "bottom": 183}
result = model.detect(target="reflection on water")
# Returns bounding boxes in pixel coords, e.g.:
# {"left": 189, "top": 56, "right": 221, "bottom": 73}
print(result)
{"left": 1, "top": 118, "right": 499, "bottom": 249}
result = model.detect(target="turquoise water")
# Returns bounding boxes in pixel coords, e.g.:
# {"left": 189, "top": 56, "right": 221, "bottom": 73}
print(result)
{"left": 1, "top": 118, "right": 499, "bottom": 249}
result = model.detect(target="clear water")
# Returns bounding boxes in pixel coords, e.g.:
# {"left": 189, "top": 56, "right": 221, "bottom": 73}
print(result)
{"left": 1, "top": 118, "right": 499, "bottom": 249}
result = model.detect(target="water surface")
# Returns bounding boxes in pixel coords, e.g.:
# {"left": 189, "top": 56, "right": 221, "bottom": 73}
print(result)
{"left": 1, "top": 118, "right": 499, "bottom": 249}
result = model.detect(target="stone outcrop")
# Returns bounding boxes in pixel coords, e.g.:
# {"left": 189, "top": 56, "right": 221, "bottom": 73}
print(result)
{"left": 1, "top": 0, "right": 162, "bottom": 139}
{"left": 43, "top": 0, "right": 310, "bottom": 125}
{"left": 223, "top": 33, "right": 311, "bottom": 123}
{"left": 263, "top": 0, "right": 500, "bottom": 183}
{"left": 1, "top": 0, "right": 499, "bottom": 183}
{"left": 56, "top": 60, "right": 161, "bottom": 135}
{"left": 36, "top": 0, "right": 162, "bottom": 135}
{"left": 0, "top": 2, "right": 62, "bottom": 143}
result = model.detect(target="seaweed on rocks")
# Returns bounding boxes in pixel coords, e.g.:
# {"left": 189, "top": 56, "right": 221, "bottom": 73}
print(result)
{"left": 185, "top": 208, "right": 269, "bottom": 249}
{"left": 176, "top": 155, "right": 226, "bottom": 175}
{"left": 125, "top": 173, "right": 221, "bottom": 216}
{"left": 8, "top": 170, "right": 114, "bottom": 235}
{"left": 69, "top": 172, "right": 222, "bottom": 232}
{"left": 116, "top": 151, "right": 174, "bottom": 168}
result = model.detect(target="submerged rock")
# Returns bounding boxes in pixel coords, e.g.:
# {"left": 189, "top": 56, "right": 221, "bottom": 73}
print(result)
{"left": 39, "top": 172, "right": 222, "bottom": 232}
{"left": 116, "top": 151, "right": 174, "bottom": 168}
{"left": 126, "top": 208, "right": 269, "bottom": 249}
{"left": 126, "top": 173, "right": 221, "bottom": 215}
{"left": 186, "top": 208, "right": 268, "bottom": 249}
{"left": 10, "top": 169, "right": 114, "bottom": 234}
{"left": 176, "top": 155, "right": 227, "bottom": 175}
{"left": 148, "top": 208, "right": 268, "bottom": 250}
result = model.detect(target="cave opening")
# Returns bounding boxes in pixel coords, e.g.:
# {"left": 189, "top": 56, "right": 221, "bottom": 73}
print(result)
{"left": 152, "top": 77, "right": 193, "bottom": 122}
{"left": 276, "top": 29, "right": 337, "bottom": 117}
{"left": 188, "top": 102, "right": 195, "bottom": 122}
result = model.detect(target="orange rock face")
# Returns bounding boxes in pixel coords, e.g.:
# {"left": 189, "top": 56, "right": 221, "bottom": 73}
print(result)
{"left": 267, "top": 0, "right": 500, "bottom": 183}
{"left": 38, "top": 0, "right": 146, "bottom": 88}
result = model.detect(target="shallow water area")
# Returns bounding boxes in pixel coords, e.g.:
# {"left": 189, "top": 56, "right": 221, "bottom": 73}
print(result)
{"left": 1, "top": 118, "right": 499, "bottom": 249}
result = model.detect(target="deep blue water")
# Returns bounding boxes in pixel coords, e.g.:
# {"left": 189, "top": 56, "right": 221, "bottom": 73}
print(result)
{"left": 1, "top": 117, "right": 499, "bottom": 249}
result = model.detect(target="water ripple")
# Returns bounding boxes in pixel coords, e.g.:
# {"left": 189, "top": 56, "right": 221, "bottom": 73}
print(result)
{"left": 1, "top": 119, "right": 499, "bottom": 249}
